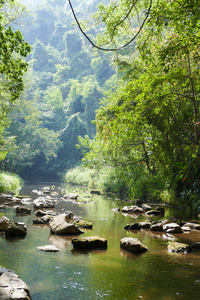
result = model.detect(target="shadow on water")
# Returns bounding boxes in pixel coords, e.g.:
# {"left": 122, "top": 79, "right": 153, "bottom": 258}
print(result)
{"left": 0, "top": 181, "right": 200, "bottom": 299}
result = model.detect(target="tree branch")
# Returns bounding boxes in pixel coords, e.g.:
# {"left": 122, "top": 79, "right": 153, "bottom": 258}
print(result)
{"left": 68, "top": 0, "right": 153, "bottom": 51}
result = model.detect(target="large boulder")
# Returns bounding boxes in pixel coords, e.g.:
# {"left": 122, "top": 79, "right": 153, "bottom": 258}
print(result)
{"left": 120, "top": 237, "right": 148, "bottom": 254}
{"left": 121, "top": 206, "right": 144, "bottom": 214}
{"left": 71, "top": 236, "right": 107, "bottom": 250}
{"left": 0, "top": 267, "right": 31, "bottom": 299}
{"left": 163, "top": 223, "right": 183, "bottom": 234}
{"left": 5, "top": 221, "right": 27, "bottom": 238}
{"left": 167, "top": 242, "right": 192, "bottom": 253}
{"left": 49, "top": 213, "right": 83, "bottom": 235}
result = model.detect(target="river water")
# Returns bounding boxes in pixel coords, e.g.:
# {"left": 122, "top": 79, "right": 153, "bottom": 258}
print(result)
{"left": 0, "top": 181, "right": 200, "bottom": 300}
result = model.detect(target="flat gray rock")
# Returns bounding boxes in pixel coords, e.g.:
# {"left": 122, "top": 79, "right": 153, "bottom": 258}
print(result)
{"left": 37, "top": 245, "right": 60, "bottom": 252}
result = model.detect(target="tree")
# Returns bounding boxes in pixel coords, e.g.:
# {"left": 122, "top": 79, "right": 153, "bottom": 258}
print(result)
{"left": 0, "top": 0, "right": 31, "bottom": 161}
{"left": 0, "top": 0, "right": 31, "bottom": 101}
{"left": 79, "top": 0, "right": 200, "bottom": 208}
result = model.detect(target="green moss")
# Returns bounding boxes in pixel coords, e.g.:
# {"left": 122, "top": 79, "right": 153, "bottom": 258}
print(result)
{"left": 73, "top": 219, "right": 92, "bottom": 229}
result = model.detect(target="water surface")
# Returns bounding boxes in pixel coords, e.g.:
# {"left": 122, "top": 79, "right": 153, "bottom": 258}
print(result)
{"left": 0, "top": 181, "right": 200, "bottom": 300}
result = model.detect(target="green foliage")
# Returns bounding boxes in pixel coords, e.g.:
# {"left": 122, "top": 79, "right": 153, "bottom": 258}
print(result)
{"left": 1, "top": 0, "right": 115, "bottom": 179}
{"left": 0, "top": 0, "right": 31, "bottom": 161}
{"left": 0, "top": 171, "right": 22, "bottom": 193}
{"left": 4, "top": 97, "right": 62, "bottom": 175}
{"left": 77, "top": 0, "right": 200, "bottom": 211}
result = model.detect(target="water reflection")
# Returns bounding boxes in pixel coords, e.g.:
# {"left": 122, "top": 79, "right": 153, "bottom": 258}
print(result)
{"left": 48, "top": 234, "right": 73, "bottom": 250}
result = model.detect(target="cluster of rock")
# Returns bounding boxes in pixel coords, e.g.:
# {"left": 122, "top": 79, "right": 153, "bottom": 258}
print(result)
{"left": 122, "top": 204, "right": 200, "bottom": 253}
{"left": 122, "top": 204, "right": 165, "bottom": 216}
{"left": 1, "top": 188, "right": 200, "bottom": 297}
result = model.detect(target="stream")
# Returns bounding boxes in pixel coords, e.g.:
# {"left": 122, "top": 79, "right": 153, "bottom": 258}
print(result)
{"left": 0, "top": 181, "right": 200, "bottom": 300}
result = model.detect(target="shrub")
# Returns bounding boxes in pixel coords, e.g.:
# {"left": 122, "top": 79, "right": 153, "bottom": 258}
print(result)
{"left": 0, "top": 172, "right": 22, "bottom": 193}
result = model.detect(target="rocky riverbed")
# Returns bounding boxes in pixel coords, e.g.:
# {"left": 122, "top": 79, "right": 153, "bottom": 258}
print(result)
{"left": 1, "top": 185, "right": 200, "bottom": 299}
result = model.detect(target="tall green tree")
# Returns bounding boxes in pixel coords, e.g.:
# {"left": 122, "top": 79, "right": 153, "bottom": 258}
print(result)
{"left": 0, "top": 0, "right": 31, "bottom": 160}
{"left": 79, "top": 0, "right": 200, "bottom": 208}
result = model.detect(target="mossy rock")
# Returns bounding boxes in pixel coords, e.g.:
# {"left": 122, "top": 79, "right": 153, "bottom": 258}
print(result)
{"left": 167, "top": 242, "right": 192, "bottom": 253}
{"left": 73, "top": 219, "right": 92, "bottom": 229}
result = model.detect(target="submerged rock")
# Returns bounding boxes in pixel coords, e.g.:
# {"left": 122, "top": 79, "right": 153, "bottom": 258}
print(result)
{"left": 71, "top": 236, "right": 107, "bottom": 250}
{"left": 120, "top": 237, "right": 148, "bottom": 254}
{"left": 0, "top": 267, "right": 31, "bottom": 299}
{"left": 49, "top": 213, "right": 83, "bottom": 235}
{"left": 167, "top": 242, "right": 192, "bottom": 253}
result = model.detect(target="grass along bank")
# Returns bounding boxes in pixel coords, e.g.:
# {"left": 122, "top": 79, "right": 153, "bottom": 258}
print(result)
{"left": 65, "top": 166, "right": 166, "bottom": 201}
{"left": 0, "top": 172, "right": 22, "bottom": 193}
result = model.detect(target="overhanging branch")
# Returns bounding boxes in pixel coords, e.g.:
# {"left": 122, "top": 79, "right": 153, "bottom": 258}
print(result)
{"left": 68, "top": 0, "right": 153, "bottom": 51}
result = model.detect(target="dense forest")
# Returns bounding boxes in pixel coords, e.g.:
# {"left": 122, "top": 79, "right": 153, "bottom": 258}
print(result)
{"left": 0, "top": 0, "right": 116, "bottom": 179}
{"left": 1, "top": 0, "right": 200, "bottom": 211}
